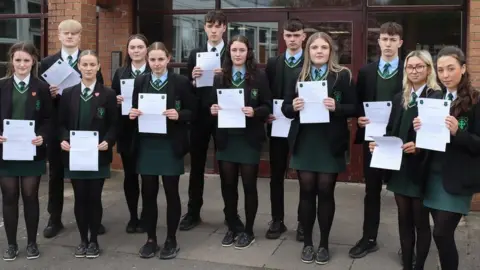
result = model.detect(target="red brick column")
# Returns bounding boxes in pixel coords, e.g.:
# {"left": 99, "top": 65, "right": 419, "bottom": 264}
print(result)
{"left": 468, "top": 0, "right": 480, "bottom": 211}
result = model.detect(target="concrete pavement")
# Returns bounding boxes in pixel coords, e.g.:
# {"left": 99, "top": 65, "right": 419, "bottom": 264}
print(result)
{"left": 0, "top": 171, "right": 479, "bottom": 269}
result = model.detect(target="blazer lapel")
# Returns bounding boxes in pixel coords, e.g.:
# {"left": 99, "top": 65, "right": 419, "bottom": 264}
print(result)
{"left": 366, "top": 61, "right": 379, "bottom": 101}
{"left": 25, "top": 78, "right": 38, "bottom": 120}
{"left": 88, "top": 83, "right": 101, "bottom": 127}
{"left": 244, "top": 78, "right": 252, "bottom": 106}
{"left": 395, "top": 61, "right": 404, "bottom": 95}
{"left": 274, "top": 54, "right": 285, "bottom": 98}
{"left": 71, "top": 84, "right": 81, "bottom": 129}
{"left": 166, "top": 73, "right": 175, "bottom": 109}
{"left": 327, "top": 72, "right": 336, "bottom": 97}
{"left": 1, "top": 77, "right": 13, "bottom": 123}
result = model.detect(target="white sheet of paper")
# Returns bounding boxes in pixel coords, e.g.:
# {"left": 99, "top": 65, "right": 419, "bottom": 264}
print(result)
{"left": 120, "top": 79, "right": 135, "bottom": 115}
{"left": 2, "top": 119, "right": 35, "bottom": 161}
{"left": 416, "top": 98, "right": 451, "bottom": 152}
{"left": 69, "top": 130, "right": 99, "bottom": 171}
{"left": 41, "top": 59, "right": 81, "bottom": 95}
{"left": 271, "top": 99, "right": 292, "bottom": 138}
{"left": 196, "top": 52, "right": 221, "bottom": 87}
{"left": 217, "top": 89, "right": 245, "bottom": 128}
{"left": 370, "top": 136, "right": 403, "bottom": 171}
{"left": 138, "top": 93, "right": 167, "bottom": 134}
{"left": 364, "top": 101, "right": 392, "bottom": 141}
{"left": 297, "top": 81, "right": 330, "bottom": 123}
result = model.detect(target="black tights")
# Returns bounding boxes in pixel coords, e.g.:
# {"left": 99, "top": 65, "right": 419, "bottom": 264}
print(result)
{"left": 0, "top": 176, "right": 40, "bottom": 245}
{"left": 219, "top": 161, "right": 258, "bottom": 235}
{"left": 298, "top": 171, "right": 337, "bottom": 249}
{"left": 394, "top": 194, "right": 431, "bottom": 270}
{"left": 142, "top": 175, "right": 181, "bottom": 244}
{"left": 430, "top": 209, "right": 463, "bottom": 270}
{"left": 71, "top": 179, "right": 105, "bottom": 244}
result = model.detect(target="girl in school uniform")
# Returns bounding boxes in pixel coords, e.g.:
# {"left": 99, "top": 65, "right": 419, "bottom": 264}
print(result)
{"left": 413, "top": 46, "right": 480, "bottom": 270}
{"left": 58, "top": 50, "right": 117, "bottom": 259}
{"left": 370, "top": 50, "right": 442, "bottom": 270}
{"left": 129, "top": 42, "right": 196, "bottom": 260}
{"left": 281, "top": 32, "right": 356, "bottom": 264}
{"left": 210, "top": 35, "right": 272, "bottom": 249}
{"left": 111, "top": 34, "right": 150, "bottom": 234}
{"left": 0, "top": 42, "right": 52, "bottom": 261}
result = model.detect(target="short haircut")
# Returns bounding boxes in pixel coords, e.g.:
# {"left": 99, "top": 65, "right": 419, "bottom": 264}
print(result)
{"left": 379, "top": 22, "right": 403, "bottom": 39}
{"left": 204, "top": 10, "right": 227, "bottom": 26}
{"left": 283, "top": 18, "right": 304, "bottom": 32}
{"left": 58, "top": 19, "right": 82, "bottom": 33}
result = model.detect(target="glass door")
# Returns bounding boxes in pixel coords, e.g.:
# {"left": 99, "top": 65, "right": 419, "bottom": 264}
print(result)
{"left": 287, "top": 11, "right": 364, "bottom": 182}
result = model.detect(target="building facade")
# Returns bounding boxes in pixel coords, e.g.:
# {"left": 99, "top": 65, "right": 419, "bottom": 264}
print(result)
{"left": 1, "top": 0, "right": 479, "bottom": 209}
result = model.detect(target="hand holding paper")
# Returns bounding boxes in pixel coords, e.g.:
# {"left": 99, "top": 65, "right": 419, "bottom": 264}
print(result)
{"left": 271, "top": 99, "right": 292, "bottom": 138}
{"left": 296, "top": 81, "right": 329, "bottom": 123}
{"left": 363, "top": 101, "right": 392, "bottom": 141}
{"left": 370, "top": 136, "right": 403, "bottom": 171}
{"left": 216, "top": 89, "right": 245, "bottom": 128}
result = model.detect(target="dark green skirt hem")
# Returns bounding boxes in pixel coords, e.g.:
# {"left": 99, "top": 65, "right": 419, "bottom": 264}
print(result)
{"left": 0, "top": 160, "right": 46, "bottom": 177}
{"left": 64, "top": 165, "right": 111, "bottom": 179}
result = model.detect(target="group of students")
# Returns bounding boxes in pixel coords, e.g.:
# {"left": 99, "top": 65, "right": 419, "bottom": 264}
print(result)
{"left": 0, "top": 10, "right": 479, "bottom": 270}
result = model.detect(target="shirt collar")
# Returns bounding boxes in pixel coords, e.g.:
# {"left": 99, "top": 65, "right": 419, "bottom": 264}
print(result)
{"left": 207, "top": 40, "right": 225, "bottom": 53}
{"left": 411, "top": 84, "right": 426, "bottom": 97}
{"left": 445, "top": 90, "right": 457, "bottom": 101}
{"left": 310, "top": 64, "right": 327, "bottom": 79}
{"left": 285, "top": 50, "right": 303, "bottom": 61}
{"left": 152, "top": 71, "right": 168, "bottom": 82}
{"left": 61, "top": 48, "right": 79, "bottom": 62}
{"left": 13, "top": 74, "right": 30, "bottom": 86}
{"left": 232, "top": 66, "right": 246, "bottom": 79}
{"left": 131, "top": 63, "right": 146, "bottom": 74}
{"left": 379, "top": 57, "right": 399, "bottom": 71}
{"left": 81, "top": 81, "right": 96, "bottom": 92}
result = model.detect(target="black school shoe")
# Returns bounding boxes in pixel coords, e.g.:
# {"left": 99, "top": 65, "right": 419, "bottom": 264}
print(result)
{"left": 3, "top": 244, "right": 18, "bottom": 261}
{"left": 301, "top": 245, "right": 315, "bottom": 264}
{"left": 234, "top": 232, "right": 255, "bottom": 249}
{"left": 139, "top": 241, "right": 160, "bottom": 258}
{"left": 75, "top": 242, "right": 88, "bottom": 258}
{"left": 179, "top": 213, "right": 201, "bottom": 231}
{"left": 86, "top": 242, "right": 100, "bottom": 259}
{"left": 43, "top": 219, "right": 64, "bottom": 239}
{"left": 315, "top": 247, "right": 330, "bottom": 265}
{"left": 265, "top": 220, "right": 287, "bottom": 239}
{"left": 26, "top": 243, "right": 40, "bottom": 260}
{"left": 159, "top": 239, "right": 179, "bottom": 260}
{"left": 349, "top": 238, "right": 379, "bottom": 258}
{"left": 126, "top": 219, "right": 138, "bottom": 234}
{"left": 222, "top": 231, "right": 238, "bottom": 247}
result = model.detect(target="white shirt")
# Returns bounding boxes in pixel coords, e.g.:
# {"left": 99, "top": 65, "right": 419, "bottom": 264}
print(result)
{"left": 81, "top": 81, "right": 97, "bottom": 95}
{"left": 131, "top": 63, "right": 146, "bottom": 74}
{"left": 445, "top": 90, "right": 457, "bottom": 101}
{"left": 411, "top": 84, "right": 426, "bottom": 98}
{"left": 207, "top": 40, "right": 225, "bottom": 53}
{"left": 13, "top": 74, "right": 30, "bottom": 86}
{"left": 61, "top": 48, "right": 79, "bottom": 62}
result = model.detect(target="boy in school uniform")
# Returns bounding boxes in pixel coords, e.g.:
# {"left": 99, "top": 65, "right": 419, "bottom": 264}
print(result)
{"left": 264, "top": 18, "right": 305, "bottom": 241}
{"left": 350, "top": 22, "right": 404, "bottom": 259}
{"left": 180, "top": 10, "right": 241, "bottom": 231}
{"left": 39, "top": 19, "right": 105, "bottom": 239}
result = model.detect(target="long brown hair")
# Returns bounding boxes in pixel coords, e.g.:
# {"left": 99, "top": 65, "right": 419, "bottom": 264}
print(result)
{"left": 437, "top": 46, "right": 480, "bottom": 116}
{"left": 124, "top": 34, "right": 149, "bottom": 67}
{"left": 5, "top": 42, "right": 40, "bottom": 78}
{"left": 222, "top": 35, "right": 257, "bottom": 86}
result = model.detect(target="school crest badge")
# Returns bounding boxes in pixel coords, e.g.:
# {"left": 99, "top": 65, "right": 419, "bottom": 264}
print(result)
{"left": 251, "top": 89, "right": 258, "bottom": 99}
{"left": 458, "top": 116, "right": 468, "bottom": 131}
{"left": 35, "top": 100, "right": 41, "bottom": 111}
{"left": 175, "top": 100, "right": 181, "bottom": 111}
{"left": 333, "top": 91, "right": 342, "bottom": 102}
{"left": 97, "top": 107, "right": 105, "bottom": 118}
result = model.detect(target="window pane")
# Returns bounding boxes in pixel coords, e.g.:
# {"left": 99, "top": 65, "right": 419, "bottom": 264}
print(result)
{"left": 221, "top": 0, "right": 361, "bottom": 8}
{"left": 227, "top": 22, "right": 278, "bottom": 64}
{"left": 0, "top": 18, "right": 41, "bottom": 54}
{"left": 0, "top": 62, "right": 7, "bottom": 78}
{"left": 303, "top": 21, "right": 352, "bottom": 65}
{"left": 367, "top": 12, "right": 462, "bottom": 63}
{"left": 138, "top": 0, "right": 215, "bottom": 10}
{"left": 368, "top": 0, "right": 462, "bottom": 5}
{"left": 0, "top": 0, "right": 16, "bottom": 14}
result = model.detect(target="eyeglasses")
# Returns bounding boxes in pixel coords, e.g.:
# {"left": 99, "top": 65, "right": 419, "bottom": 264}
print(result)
{"left": 406, "top": 65, "right": 427, "bottom": 73}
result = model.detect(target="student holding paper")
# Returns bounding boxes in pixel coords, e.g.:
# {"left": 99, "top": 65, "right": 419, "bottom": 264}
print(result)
{"left": 0, "top": 42, "right": 52, "bottom": 261}
{"left": 182, "top": 10, "right": 229, "bottom": 231}
{"left": 264, "top": 18, "right": 305, "bottom": 241}
{"left": 39, "top": 19, "right": 106, "bottom": 238}
{"left": 282, "top": 32, "right": 355, "bottom": 264}
{"left": 413, "top": 46, "right": 480, "bottom": 270}
{"left": 351, "top": 22, "right": 404, "bottom": 259}
{"left": 210, "top": 35, "right": 272, "bottom": 249}
{"left": 58, "top": 51, "right": 117, "bottom": 259}
{"left": 111, "top": 34, "right": 150, "bottom": 234}
{"left": 129, "top": 42, "right": 196, "bottom": 259}
{"left": 370, "top": 50, "right": 442, "bottom": 269}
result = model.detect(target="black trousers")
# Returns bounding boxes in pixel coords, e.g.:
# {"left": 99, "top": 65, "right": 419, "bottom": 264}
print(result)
{"left": 269, "top": 137, "right": 300, "bottom": 222}
{"left": 361, "top": 142, "right": 384, "bottom": 240}
{"left": 47, "top": 136, "right": 64, "bottom": 223}
{"left": 187, "top": 108, "right": 231, "bottom": 217}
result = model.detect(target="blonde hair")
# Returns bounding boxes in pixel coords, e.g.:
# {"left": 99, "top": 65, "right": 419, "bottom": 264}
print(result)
{"left": 297, "top": 32, "right": 351, "bottom": 87}
{"left": 402, "top": 50, "right": 441, "bottom": 109}
{"left": 58, "top": 19, "right": 82, "bottom": 33}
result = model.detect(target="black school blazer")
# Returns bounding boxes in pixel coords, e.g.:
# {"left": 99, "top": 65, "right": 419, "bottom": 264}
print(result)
{"left": 384, "top": 88, "right": 443, "bottom": 187}
{"left": 58, "top": 83, "right": 117, "bottom": 166}
{"left": 354, "top": 60, "right": 404, "bottom": 144}
{"left": 429, "top": 93, "right": 480, "bottom": 195}
{"left": 211, "top": 69, "right": 272, "bottom": 151}
{"left": 130, "top": 72, "right": 196, "bottom": 158}
{"left": 0, "top": 77, "right": 53, "bottom": 162}
{"left": 111, "top": 65, "right": 151, "bottom": 153}
{"left": 282, "top": 69, "right": 357, "bottom": 156}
